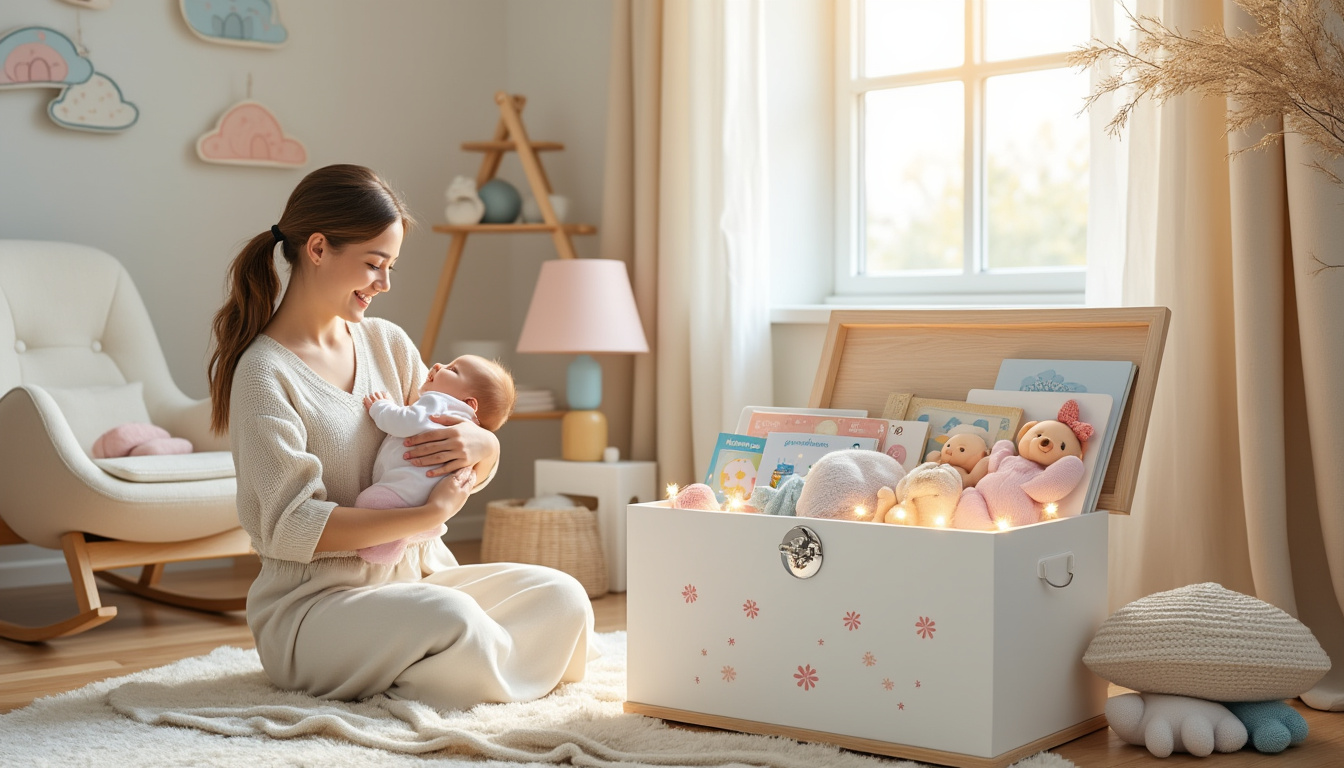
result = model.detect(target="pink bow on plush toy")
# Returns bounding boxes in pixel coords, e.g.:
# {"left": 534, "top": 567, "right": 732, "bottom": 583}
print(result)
{"left": 1057, "top": 399, "right": 1094, "bottom": 445}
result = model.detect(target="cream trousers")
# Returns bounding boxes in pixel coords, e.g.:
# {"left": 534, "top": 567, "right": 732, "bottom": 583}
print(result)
{"left": 246, "top": 540, "right": 594, "bottom": 711}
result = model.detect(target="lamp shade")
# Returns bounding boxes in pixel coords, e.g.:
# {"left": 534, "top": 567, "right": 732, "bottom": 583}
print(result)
{"left": 517, "top": 259, "right": 649, "bottom": 354}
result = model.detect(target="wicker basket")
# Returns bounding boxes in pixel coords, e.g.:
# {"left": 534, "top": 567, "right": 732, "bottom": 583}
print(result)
{"left": 481, "top": 498, "right": 609, "bottom": 598}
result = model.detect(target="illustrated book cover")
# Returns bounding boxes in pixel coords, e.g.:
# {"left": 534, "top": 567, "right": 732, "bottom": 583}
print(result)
{"left": 703, "top": 433, "right": 767, "bottom": 503}
{"left": 756, "top": 432, "right": 879, "bottom": 485}
{"left": 735, "top": 406, "right": 866, "bottom": 436}
{"left": 744, "top": 411, "right": 889, "bottom": 451}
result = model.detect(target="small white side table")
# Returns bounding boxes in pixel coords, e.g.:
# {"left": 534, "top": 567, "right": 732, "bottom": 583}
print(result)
{"left": 534, "top": 459, "right": 657, "bottom": 593}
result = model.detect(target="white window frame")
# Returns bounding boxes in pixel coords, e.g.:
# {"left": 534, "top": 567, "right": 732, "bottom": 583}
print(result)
{"left": 833, "top": 0, "right": 1087, "bottom": 306}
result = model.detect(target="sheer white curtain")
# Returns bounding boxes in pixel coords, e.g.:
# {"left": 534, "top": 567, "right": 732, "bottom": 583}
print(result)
{"left": 1087, "top": 0, "right": 1344, "bottom": 711}
{"left": 604, "top": 0, "right": 774, "bottom": 486}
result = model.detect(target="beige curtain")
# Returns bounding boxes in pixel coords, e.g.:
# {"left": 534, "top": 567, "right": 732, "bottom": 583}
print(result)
{"left": 1102, "top": 0, "right": 1344, "bottom": 711}
{"left": 600, "top": 0, "right": 663, "bottom": 467}
{"left": 603, "top": 0, "right": 774, "bottom": 489}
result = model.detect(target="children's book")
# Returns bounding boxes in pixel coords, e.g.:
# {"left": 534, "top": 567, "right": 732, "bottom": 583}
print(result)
{"left": 993, "top": 359, "right": 1136, "bottom": 513}
{"left": 735, "top": 406, "right": 867, "bottom": 436}
{"left": 880, "top": 419, "right": 929, "bottom": 472}
{"left": 757, "top": 432, "right": 880, "bottom": 485}
{"left": 904, "top": 397, "right": 1023, "bottom": 461}
{"left": 966, "top": 390, "right": 1114, "bottom": 517}
{"left": 703, "top": 433, "right": 767, "bottom": 503}
{"left": 744, "top": 411, "right": 890, "bottom": 451}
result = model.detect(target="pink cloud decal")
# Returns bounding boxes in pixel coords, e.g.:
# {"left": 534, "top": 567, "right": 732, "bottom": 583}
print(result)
{"left": 196, "top": 100, "right": 306, "bottom": 168}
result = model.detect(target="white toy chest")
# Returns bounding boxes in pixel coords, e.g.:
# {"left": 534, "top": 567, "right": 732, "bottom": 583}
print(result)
{"left": 624, "top": 308, "right": 1170, "bottom": 768}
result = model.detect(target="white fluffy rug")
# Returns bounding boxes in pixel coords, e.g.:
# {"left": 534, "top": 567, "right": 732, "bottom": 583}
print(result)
{"left": 0, "top": 632, "right": 1075, "bottom": 768}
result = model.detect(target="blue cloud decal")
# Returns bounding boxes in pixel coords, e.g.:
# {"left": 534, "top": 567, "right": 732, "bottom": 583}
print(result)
{"left": 0, "top": 27, "right": 94, "bottom": 89}
{"left": 180, "top": 0, "right": 288, "bottom": 46}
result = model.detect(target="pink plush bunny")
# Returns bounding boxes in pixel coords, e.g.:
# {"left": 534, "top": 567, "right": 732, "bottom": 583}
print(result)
{"left": 951, "top": 399, "right": 1091, "bottom": 530}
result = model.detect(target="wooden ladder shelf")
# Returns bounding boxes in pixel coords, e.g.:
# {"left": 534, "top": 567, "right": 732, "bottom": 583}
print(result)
{"left": 420, "top": 92, "right": 596, "bottom": 364}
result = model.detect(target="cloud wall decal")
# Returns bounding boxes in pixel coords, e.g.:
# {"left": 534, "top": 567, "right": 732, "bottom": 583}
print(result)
{"left": 197, "top": 100, "right": 307, "bottom": 168}
{"left": 0, "top": 27, "right": 94, "bottom": 89}
{"left": 48, "top": 72, "right": 138, "bottom": 132}
{"left": 180, "top": 0, "right": 288, "bottom": 47}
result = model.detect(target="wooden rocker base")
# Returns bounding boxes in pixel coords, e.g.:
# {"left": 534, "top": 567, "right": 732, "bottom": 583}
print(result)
{"left": 0, "top": 525, "right": 253, "bottom": 643}
{"left": 95, "top": 570, "right": 247, "bottom": 613}
{"left": 0, "top": 606, "right": 118, "bottom": 643}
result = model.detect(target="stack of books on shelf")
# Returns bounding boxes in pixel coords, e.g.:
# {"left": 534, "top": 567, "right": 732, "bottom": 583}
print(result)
{"left": 512, "top": 386, "right": 557, "bottom": 413}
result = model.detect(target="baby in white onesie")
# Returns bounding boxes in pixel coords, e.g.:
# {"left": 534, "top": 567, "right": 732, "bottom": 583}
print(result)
{"left": 355, "top": 354, "right": 517, "bottom": 564}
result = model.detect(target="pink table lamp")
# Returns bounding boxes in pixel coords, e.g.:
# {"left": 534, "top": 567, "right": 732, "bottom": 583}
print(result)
{"left": 517, "top": 259, "right": 648, "bottom": 461}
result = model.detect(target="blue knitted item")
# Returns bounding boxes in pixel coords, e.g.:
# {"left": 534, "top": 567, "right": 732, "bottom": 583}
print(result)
{"left": 748, "top": 474, "right": 805, "bottom": 516}
{"left": 1221, "top": 700, "right": 1308, "bottom": 753}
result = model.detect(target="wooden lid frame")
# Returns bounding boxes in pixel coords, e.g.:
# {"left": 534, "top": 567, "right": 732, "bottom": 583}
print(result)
{"left": 808, "top": 307, "right": 1170, "bottom": 515}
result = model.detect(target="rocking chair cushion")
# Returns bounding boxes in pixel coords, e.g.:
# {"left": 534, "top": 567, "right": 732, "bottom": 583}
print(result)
{"left": 94, "top": 451, "right": 236, "bottom": 483}
{"left": 44, "top": 382, "right": 151, "bottom": 455}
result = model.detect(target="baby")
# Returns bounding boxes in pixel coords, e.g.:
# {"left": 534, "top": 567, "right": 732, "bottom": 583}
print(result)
{"left": 354, "top": 355, "right": 517, "bottom": 565}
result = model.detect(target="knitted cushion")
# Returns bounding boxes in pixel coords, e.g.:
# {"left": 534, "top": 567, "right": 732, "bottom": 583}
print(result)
{"left": 1083, "top": 582, "right": 1332, "bottom": 701}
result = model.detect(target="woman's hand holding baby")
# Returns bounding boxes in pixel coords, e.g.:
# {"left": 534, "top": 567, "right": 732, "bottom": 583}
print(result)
{"left": 425, "top": 468, "right": 477, "bottom": 523}
{"left": 403, "top": 415, "right": 499, "bottom": 480}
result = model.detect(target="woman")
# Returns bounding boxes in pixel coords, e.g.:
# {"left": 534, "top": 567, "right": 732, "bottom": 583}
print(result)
{"left": 208, "top": 164, "right": 592, "bottom": 710}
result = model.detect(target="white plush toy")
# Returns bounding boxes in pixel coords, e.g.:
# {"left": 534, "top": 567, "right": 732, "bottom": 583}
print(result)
{"left": 1105, "top": 692, "right": 1248, "bottom": 758}
{"left": 794, "top": 450, "right": 905, "bottom": 522}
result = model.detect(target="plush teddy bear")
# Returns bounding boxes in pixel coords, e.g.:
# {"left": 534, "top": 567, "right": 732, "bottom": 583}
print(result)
{"left": 951, "top": 399, "right": 1091, "bottom": 530}
{"left": 91, "top": 423, "right": 193, "bottom": 459}
{"left": 794, "top": 449, "right": 905, "bottom": 522}
{"left": 925, "top": 426, "right": 991, "bottom": 489}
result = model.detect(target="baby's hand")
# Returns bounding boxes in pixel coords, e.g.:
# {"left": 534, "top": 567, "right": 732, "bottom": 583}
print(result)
{"left": 363, "top": 391, "right": 392, "bottom": 411}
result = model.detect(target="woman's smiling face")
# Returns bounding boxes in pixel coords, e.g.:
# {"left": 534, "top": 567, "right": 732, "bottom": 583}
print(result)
{"left": 316, "top": 219, "right": 403, "bottom": 322}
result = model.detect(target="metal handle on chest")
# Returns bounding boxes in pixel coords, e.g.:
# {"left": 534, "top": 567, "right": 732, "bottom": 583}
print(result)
{"left": 779, "top": 525, "right": 823, "bottom": 579}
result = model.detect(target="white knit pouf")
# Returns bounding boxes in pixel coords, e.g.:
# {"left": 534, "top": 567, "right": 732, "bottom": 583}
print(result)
{"left": 1083, "top": 582, "right": 1331, "bottom": 701}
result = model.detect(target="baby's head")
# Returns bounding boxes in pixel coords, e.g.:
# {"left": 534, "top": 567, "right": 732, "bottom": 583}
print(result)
{"left": 423, "top": 355, "right": 517, "bottom": 430}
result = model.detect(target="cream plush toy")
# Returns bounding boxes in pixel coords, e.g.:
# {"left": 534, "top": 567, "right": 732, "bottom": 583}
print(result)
{"left": 951, "top": 399, "right": 1091, "bottom": 530}
{"left": 875, "top": 461, "right": 961, "bottom": 526}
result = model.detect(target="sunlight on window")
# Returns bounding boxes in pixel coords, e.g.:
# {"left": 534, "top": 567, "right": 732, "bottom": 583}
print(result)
{"left": 984, "top": 0, "right": 1090, "bottom": 61}
{"left": 984, "top": 69, "right": 1089, "bottom": 270}
{"left": 864, "top": 83, "right": 963, "bottom": 273}
{"left": 864, "top": 0, "right": 963, "bottom": 77}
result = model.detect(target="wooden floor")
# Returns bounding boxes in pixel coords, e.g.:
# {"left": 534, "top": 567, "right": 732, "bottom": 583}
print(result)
{"left": 2, "top": 543, "right": 1339, "bottom": 767}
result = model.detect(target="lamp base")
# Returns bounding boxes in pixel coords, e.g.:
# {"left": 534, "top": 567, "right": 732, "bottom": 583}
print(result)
{"left": 562, "top": 410, "right": 607, "bottom": 462}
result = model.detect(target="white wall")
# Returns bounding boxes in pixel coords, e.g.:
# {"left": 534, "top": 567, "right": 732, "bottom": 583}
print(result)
{"left": 0, "top": 0, "right": 612, "bottom": 585}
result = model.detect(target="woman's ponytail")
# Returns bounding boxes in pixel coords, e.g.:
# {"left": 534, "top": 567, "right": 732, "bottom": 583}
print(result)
{"left": 208, "top": 232, "right": 285, "bottom": 435}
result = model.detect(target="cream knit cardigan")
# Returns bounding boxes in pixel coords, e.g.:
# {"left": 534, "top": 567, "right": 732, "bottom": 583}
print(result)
{"left": 230, "top": 318, "right": 486, "bottom": 564}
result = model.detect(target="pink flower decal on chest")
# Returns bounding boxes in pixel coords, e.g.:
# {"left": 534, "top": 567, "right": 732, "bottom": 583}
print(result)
{"left": 742, "top": 599, "right": 759, "bottom": 618}
{"left": 843, "top": 611, "right": 861, "bottom": 631}
{"left": 916, "top": 616, "right": 936, "bottom": 639}
{"left": 794, "top": 664, "right": 818, "bottom": 691}
{"left": 682, "top": 584, "right": 698, "bottom": 603}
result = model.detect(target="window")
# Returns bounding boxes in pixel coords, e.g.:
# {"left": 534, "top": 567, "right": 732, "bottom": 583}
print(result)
{"left": 835, "top": 0, "right": 1092, "bottom": 304}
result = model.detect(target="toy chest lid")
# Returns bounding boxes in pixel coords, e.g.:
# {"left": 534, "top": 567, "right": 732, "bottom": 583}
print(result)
{"left": 808, "top": 307, "right": 1170, "bottom": 515}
